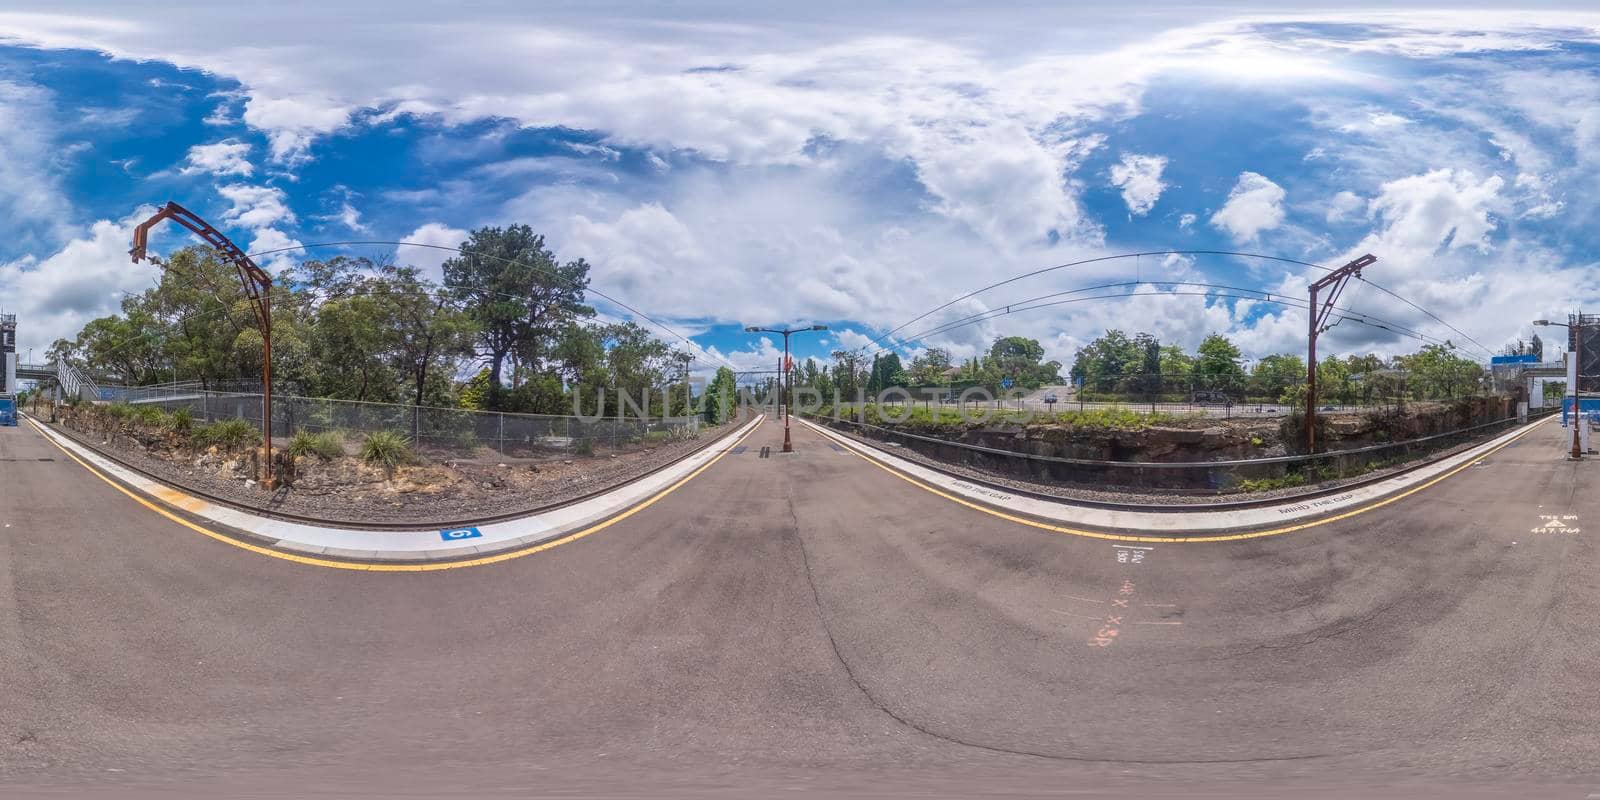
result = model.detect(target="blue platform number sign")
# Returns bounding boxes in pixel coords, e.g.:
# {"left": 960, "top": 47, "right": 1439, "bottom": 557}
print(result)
{"left": 440, "top": 526, "right": 483, "bottom": 542}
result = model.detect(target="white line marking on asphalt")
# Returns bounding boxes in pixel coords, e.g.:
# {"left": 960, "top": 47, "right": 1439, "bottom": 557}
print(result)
{"left": 1050, "top": 609, "right": 1103, "bottom": 621}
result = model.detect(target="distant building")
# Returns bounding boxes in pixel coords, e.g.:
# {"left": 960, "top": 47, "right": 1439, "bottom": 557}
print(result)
{"left": 1, "top": 313, "right": 15, "bottom": 397}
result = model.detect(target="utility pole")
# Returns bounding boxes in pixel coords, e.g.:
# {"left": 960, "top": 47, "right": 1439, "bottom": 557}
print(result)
{"left": 131, "top": 201, "right": 278, "bottom": 487}
{"left": 1534, "top": 316, "right": 1585, "bottom": 460}
{"left": 1306, "top": 253, "right": 1377, "bottom": 453}
{"left": 744, "top": 324, "right": 828, "bottom": 453}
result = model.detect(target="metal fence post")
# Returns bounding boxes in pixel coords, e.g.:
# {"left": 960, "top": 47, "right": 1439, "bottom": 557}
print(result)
{"left": 497, "top": 412, "right": 505, "bottom": 457}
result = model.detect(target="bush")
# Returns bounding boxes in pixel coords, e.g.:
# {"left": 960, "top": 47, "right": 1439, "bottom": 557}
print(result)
{"left": 360, "top": 431, "right": 414, "bottom": 471}
{"left": 167, "top": 408, "right": 194, "bottom": 434}
{"left": 131, "top": 405, "right": 167, "bottom": 427}
{"left": 1237, "top": 473, "right": 1307, "bottom": 492}
{"left": 287, "top": 430, "right": 345, "bottom": 460}
{"left": 197, "top": 418, "right": 259, "bottom": 451}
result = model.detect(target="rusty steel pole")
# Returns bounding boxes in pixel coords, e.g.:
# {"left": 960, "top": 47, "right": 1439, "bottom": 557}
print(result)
{"left": 1306, "top": 254, "right": 1377, "bottom": 453}
{"left": 130, "top": 201, "right": 278, "bottom": 488}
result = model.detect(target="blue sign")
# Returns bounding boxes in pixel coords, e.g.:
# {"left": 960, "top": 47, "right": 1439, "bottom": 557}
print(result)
{"left": 1562, "top": 397, "right": 1600, "bottom": 427}
{"left": 440, "top": 527, "right": 483, "bottom": 542}
{"left": 1000, "top": 377, "right": 1014, "bottom": 390}
{"left": 1491, "top": 354, "right": 1538, "bottom": 364}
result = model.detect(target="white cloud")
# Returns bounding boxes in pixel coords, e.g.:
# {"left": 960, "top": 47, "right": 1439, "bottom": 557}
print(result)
{"left": 215, "top": 183, "right": 299, "bottom": 270}
{"left": 0, "top": 79, "right": 73, "bottom": 250}
{"left": 244, "top": 227, "right": 304, "bottom": 274}
{"left": 1210, "top": 171, "right": 1286, "bottom": 242}
{"left": 1177, "top": 213, "right": 1197, "bottom": 230}
{"left": 1364, "top": 169, "right": 1503, "bottom": 259}
{"left": 0, "top": 212, "right": 164, "bottom": 355}
{"left": 831, "top": 329, "right": 874, "bottom": 351}
{"left": 1108, "top": 152, "right": 1168, "bottom": 216}
{"left": 567, "top": 142, "right": 621, "bottom": 160}
{"left": 397, "top": 222, "right": 470, "bottom": 284}
{"left": 315, "top": 198, "right": 368, "bottom": 233}
{"left": 1337, "top": 110, "right": 1412, "bottom": 135}
{"left": 1326, "top": 190, "right": 1364, "bottom": 223}
{"left": 181, "top": 139, "right": 253, "bottom": 177}
{"left": 1513, "top": 172, "right": 1564, "bottom": 220}
{"left": 217, "top": 183, "right": 293, "bottom": 229}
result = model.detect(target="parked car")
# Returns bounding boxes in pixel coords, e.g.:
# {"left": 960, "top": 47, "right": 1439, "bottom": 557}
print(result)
{"left": 1043, "top": 392, "right": 1058, "bottom": 404}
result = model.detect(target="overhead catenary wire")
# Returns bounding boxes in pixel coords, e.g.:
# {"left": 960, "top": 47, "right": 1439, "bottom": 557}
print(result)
{"left": 868, "top": 287, "right": 1455, "bottom": 359}
{"left": 855, "top": 250, "right": 1493, "bottom": 360}
{"left": 863, "top": 280, "right": 1445, "bottom": 358}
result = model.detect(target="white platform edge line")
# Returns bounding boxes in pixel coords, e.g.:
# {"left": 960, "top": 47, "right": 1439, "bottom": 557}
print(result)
{"left": 797, "top": 413, "right": 1551, "bottom": 533}
{"left": 32, "top": 414, "right": 761, "bottom": 557}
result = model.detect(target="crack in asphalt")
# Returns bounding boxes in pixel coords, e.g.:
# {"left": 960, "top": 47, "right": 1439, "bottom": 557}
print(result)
{"left": 1176, "top": 596, "right": 1409, "bottom": 670}
{"left": 779, "top": 464, "right": 1335, "bottom": 767}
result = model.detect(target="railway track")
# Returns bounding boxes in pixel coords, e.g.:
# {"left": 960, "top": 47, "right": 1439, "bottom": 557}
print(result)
{"left": 32, "top": 411, "right": 757, "bottom": 532}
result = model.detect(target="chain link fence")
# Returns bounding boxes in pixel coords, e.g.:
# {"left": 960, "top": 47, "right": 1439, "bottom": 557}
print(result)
{"left": 118, "top": 386, "right": 703, "bottom": 461}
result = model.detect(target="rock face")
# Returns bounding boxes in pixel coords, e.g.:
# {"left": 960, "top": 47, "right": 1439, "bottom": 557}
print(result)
{"left": 822, "top": 396, "right": 1519, "bottom": 492}
{"left": 958, "top": 421, "right": 1263, "bottom": 464}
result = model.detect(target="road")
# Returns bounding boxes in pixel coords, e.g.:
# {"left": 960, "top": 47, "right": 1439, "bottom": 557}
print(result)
{"left": 2, "top": 412, "right": 1598, "bottom": 797}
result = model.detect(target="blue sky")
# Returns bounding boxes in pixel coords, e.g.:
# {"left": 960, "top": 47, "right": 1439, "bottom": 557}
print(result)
{"left": 3, "top": 4, "right": 1600, "bottom": 380}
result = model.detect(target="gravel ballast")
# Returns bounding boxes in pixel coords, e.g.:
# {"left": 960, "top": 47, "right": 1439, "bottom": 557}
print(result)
{"left": 808, "top": 416, "right": 1527, "bottom": 507}
{"left": 45, "top": 414, "right": 744, "bottom": 526}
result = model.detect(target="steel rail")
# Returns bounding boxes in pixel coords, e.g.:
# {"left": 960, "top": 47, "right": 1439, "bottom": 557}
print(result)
{"left": 35, "top": 410, "right": 755, "bottom": 533}
{"left": 806, "top": 409, "right": 1542, "bottom": 468}
{"left": 804, "top": 409, "right": 1554, "bottom": 512}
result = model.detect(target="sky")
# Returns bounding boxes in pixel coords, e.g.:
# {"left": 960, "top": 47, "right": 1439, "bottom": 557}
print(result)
{"left": 2, "top": 2, "right": 1600, "bottom": 382}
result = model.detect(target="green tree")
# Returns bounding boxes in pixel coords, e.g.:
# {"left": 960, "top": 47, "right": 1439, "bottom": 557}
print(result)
{"left": 831, "top": 349, "right": 867, "bottom": 399}
{"left": 1396, "top": 344, "right": 1483, "bottom": 400}
{"left": 369, "top": 264, "right": 478, "bottom": 406}
{"left": 1250, "top": 353, "right": 1304, "bottom": 401}
{"left": 1124, "top": 332, "right": 1162, "bottom": 397}
{"left": 908, "top": 348, "right": 951, "bottom": 385}
{"left": 878, "top": 353, "right": 906, "bottom": 390}
{"left": 1157, "top": 345, "right": 1193, "bottom": 381}
{"left": 1193, "top": 333, "right": 1243, "bottom": 393}
{"left": 308, "top": 292, "right": 400, "bottom": 402}
{"left": 705, "top": 366, "right": 738, "bottom": 423}
{"left": 1070, "top": 330, "right": 1139, "bottom": 395}
{"left": 442, "top": 225, "right": 594, "bottom": 409}
{"left": 458, "top": 367, "right": 492, "bottom": 410}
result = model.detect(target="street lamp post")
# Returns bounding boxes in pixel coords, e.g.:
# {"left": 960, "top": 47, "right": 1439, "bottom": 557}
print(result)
{"left": 744, "top": 324, "right": 828, "bottom": 453}
{"left": 1534, "top": 318, "right": 1583, "bottom": 461}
